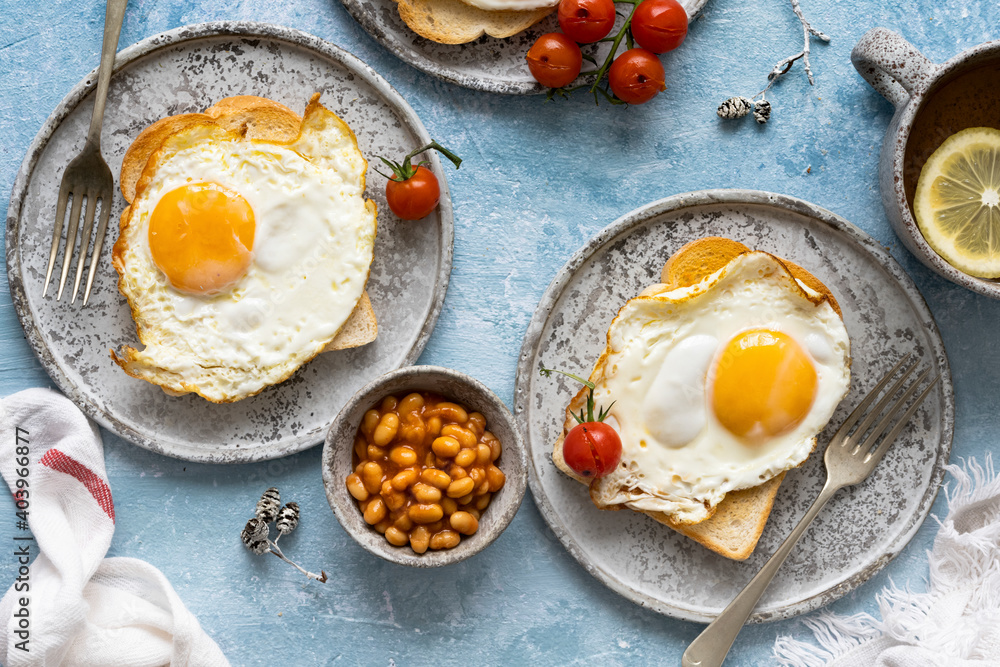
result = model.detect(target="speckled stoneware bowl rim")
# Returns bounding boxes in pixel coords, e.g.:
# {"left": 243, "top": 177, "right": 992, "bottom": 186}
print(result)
{"left": 888, "top": 38, "right": 1000, "bottom": 299}
{"left": 322, "top": 365, "right": 528, "bottom": 566}
{"left": 5, "top": 22, "right": 454, "bottom": 463}
{"left": 339, "top": 0, "right": 709, "bottom": 95}
{"left": 514, "top": 189, "right": 955, "bottom": 623}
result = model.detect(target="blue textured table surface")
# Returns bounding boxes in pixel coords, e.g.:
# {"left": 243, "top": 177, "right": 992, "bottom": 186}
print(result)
{"left": 1, "top": 1, "right": 998, "bottom": 665}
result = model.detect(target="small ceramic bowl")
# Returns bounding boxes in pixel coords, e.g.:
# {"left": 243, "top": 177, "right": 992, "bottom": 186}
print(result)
{"left": 322, "top": 365, "right": 527, "bottom": 566}
{"left": 852, "top": 28, "right": 1000, "bottom": 298}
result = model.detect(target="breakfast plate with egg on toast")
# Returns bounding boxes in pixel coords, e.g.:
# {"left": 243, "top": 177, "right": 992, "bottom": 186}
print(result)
{"left": 6, "top": 23, "right": 452, "bottom": 463}
{"left": 339, "top": 0, "right": 706, "bottom": 93}
{"left": 515, "top": 189, "right": 953, "bottom": 622}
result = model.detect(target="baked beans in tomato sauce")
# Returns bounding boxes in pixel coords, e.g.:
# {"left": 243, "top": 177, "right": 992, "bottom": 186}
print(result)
{"left": 346, "top": 392, "right": 506, "bottom": 553}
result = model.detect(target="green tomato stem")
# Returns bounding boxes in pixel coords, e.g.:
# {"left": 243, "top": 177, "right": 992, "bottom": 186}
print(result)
{"left": 378, "top": 140, "right": 463, "bottom": 182}
{"left": 403, "top": 141, "right": 463, "bottom": 174}
{"left": 589, "top": 1, "right": 640, "bottom": 95}
{"left": 544, "top": 0, "right": 650, "bottom": 103}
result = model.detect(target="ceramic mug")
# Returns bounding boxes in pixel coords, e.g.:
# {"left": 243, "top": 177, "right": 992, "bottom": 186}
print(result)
{"left": 852, "top": 28, "right": 1000, "bottom": 298}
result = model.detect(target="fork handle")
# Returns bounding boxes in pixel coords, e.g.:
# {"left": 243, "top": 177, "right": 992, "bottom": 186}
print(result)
{"left": 681, "top": 480, "right": 841, "bottom": 667}
{"left": 86, "top": 0, "right": 128, "bottom": 149}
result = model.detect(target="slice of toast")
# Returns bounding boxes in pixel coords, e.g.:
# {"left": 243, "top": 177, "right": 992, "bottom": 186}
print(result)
{"left": 322, "top": 291, "right": 378, "bottom": 352}
{"left": 394, "top": 0, "right": 553, "bottom": 44}
{"left": 647, "top": 473, "right": 786, "bottom": 560}
{"left": 552, "top": 237, "right": 843, "bottom": 560}
{"left": 118, "top": 95, "right": 378, "bottom": 354}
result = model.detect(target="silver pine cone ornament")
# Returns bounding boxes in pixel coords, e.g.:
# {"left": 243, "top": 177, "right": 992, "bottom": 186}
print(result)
{"left": 276, "top": 503, "right": 300, "bottom": 535}
{"left": 255, "top": 487, "right": 281, "bottom": 523}
{"left": 717, "top": 96, "right": 753, "bottom": 119}
{"left": 240, "top": 489, "right": 327, "bottom": 582}
{"left": 713, "top": 0, "right": 828, "bottom": 125}
{"left": 753, "top": 99, "right": 772, "bottom": 124}
{"left": 241, "top": 517, "right": 270, "bottom": 555}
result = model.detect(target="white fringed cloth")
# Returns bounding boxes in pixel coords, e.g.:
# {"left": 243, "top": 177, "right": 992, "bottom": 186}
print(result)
{"left": 774, "top": 457, "right": 1000, "bottom": 667}
{"left": 0, "top": 388, "right": 230, "bottom": 667}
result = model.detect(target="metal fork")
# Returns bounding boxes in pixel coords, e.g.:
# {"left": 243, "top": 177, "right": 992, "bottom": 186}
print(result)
{"left": 42, "top": 0, "right": 128, "bottom": 305}
{"left": 681, "top": 354, "right": 938, "bottom": 667}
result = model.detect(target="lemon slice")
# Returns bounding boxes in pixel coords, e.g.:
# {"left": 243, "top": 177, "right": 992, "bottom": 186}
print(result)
{"left": 914, "top": 127, "right": 1000, "bottom": 278}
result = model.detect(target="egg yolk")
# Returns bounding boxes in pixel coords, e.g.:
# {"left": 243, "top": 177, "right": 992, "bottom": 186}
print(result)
{"left": 711, "top": 329, "right": 818, "bottom": 442}
{"left": 148, "top": 182, "right": 255, "bottom": 295}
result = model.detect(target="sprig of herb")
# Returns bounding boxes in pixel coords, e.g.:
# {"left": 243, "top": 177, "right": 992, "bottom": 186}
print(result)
{"left": 540, "top": 365, "right": 616, "bottom": 424}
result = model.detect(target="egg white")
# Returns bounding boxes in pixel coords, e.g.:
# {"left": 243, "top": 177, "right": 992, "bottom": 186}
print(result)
{"left": 586, "top": 252, "right": 851, "bottom": 524}
{"left": 457, "top": 0, "right": 558, "bottom": 11}
{"left": 114, "top": 119, "right": 376, "bottom": 402}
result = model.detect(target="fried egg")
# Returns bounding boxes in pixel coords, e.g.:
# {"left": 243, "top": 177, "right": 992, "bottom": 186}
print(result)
{"left": 584, "top": 252, "right": 850, "bottom": 524}
{"left": 112, "top": 96, "right": 377, "bottom": 403}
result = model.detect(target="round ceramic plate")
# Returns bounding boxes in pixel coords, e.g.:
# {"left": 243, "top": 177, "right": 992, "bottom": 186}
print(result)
{"left": 514, "top": 190, "right": 954, "bottom": 623}
{"left": 340, "top": 0, "right": 708, "bottom": 94}
{"left": 6, "top": 23, "right": 453, "bottom": 463}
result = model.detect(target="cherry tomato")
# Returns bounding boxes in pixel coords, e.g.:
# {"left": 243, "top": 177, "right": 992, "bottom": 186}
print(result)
{"left": 558, "top": 0, "right": 616, "bottom": 44}
{"left": 631, "top": 0, "right": 688, "bottom": 54}
{"left": 608, "top": 48, "right": 665, "bottom": 104}
{"left": 563, "top": 421, "right": 622, "bottom": 478}
{"left": 386, "top": 166, "right": 440, "bottom": 220}
{"left": 526, "top": 33, "right": 583, "bottom": 89}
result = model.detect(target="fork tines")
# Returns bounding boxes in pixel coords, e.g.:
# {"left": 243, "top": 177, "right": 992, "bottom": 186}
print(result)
{"left": 834, "top": 353, "right": 939, "bottom": 465}
{"left": 43, "top": 175, "right": 111, "bottom": 306}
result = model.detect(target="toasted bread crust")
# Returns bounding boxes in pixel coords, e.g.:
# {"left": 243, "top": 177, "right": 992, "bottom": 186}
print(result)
{"left": 204, "top": 96, "right": 303, "bottom": 140}
{"left": 551, "top": 237, "right": 844, "bottom": 559}
{"left": 112, "top": 94, "right": 378, "bottom": 401}
{"left": 658, "top": 473, "right": 786, "bottom": 561}
{"left": 322, "top": 291, "right": 378, "bottom": 352}
{"left": 120, "top": 114, "right": 208, "bottom": 203}
{"left": 661, "top": 237, "right": 841, "bottom": 317}
{"left": 395, "top": 0, "right": 553, "bottom": 44}
{"left": 662, "top": 237, "right": 751, "bottom": 288}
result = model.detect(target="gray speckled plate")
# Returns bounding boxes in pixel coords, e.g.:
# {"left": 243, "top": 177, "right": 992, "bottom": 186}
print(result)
{"left": 6, "top": 23, "right": 453, "bottom": 463}
{"left": 515, "top": 190, "right": 954, "bottom": 623}
{"left": 340, "top": 0, "right": 708, "bottom": 94}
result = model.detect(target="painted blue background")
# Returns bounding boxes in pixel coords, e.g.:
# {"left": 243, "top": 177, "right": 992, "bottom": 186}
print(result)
{"left": 1, "top": 0, "right": 998, "bottom": 664}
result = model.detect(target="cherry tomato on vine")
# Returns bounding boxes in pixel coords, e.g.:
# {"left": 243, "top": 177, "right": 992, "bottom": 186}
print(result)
{"left": 386, "top": 166, "right": 440, "bottom": 220}
{"left": 608, "top": 48, "right": 665, "bottom": 104}
{"left": 631, "top": 0, "right": 688, "bottom": 54}
{"left": 540, "top": 366, "right": 623, "bottom": 479}
{"left": 563, "top": 421, "right": 623, "bottom": 478}
{"left": 377, "top": 141, "right": 462, "bottom": 221}
{"left": 558, "top": 0, "right": 616, "bottom": 44}
{"left": 526, "top": 33, "right": 583, "bottom": 89}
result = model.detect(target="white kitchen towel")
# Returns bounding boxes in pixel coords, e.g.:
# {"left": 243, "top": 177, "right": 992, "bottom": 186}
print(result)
{"left": 0, "top": 388, "right": 230, "bottom": 667}
{"left": 773, "top": 456, "right": 1000, "bottom": 667}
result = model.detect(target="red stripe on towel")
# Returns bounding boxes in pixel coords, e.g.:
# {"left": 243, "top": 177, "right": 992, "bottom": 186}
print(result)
{"left": 40, "top": 449, "right": 115, "bottom": 523}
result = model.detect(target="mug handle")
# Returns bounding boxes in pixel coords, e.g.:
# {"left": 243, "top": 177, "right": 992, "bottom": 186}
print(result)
{"left": 851, "top": 28, "right": 939, "bottom": 109}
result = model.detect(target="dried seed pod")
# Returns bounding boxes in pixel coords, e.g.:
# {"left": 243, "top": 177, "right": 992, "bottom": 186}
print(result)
{"left": 256, "top": 487, "right": 281, "bottom": 523}
{"left": 276, "top": 502, "right": 300, "bottom": 535}
{"left": 241, "top": 517, "right": 270, "bottom": 555}
{"left": 753, "top": 99, "right": 772, "bottom": 124}
{"left": 717, "top": 96, "right": 753, "bottom": 119}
